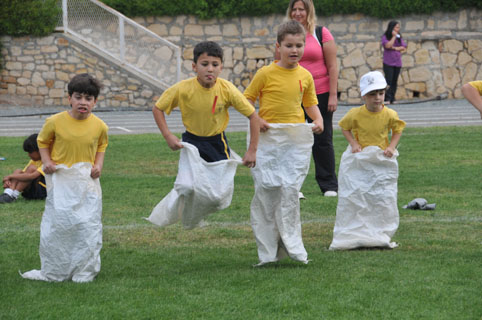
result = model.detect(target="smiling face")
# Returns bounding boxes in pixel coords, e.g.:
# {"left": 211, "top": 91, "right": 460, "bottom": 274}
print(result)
{"left": 291, "top": 1, "right": 307, "bottom": 28}
{"left": 68, "top": 92, "right": 97, "bottom": 120}
{"left": 192, "top": 53, "right": 223, "bottom": 89}
{"left": 276, "top": 33, "right": 305, "bottom": 69}
{"left": 363, "top": 89, "right": 386, "bottom": 112}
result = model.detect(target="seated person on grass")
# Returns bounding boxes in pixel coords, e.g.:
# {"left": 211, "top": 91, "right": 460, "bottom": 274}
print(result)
{"left": 1, "top": 133, "right": 46, "bottom": 204}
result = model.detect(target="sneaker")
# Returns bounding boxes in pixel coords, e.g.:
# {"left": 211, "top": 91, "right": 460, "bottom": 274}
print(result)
{"left": 298, "top": 192, "right": 306, "bottom": 200}
{"left": 0, "top": 193, "right": 16, "bottom": 203}
{"left": 324, "top": 191, "right": 337, "bottom": 197}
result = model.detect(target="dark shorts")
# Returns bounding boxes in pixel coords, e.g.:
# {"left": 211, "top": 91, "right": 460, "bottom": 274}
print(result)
{"left": 22, "top": 175, "right": 47, "bottom": 200}
{"left": 182, "top": 131, "right": 231, "bottom": 162}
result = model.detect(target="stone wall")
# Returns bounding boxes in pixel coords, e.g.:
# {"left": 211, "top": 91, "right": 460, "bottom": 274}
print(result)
{"left": 0, "top": 34, "right": 159, "bottom": 108}
{"left": 1, "top": 9, "right": 481, "bottom": 107}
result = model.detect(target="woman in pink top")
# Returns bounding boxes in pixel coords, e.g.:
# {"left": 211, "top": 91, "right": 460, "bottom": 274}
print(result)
{"left": 285, "top": 0, "right": 339, "bottom": 196}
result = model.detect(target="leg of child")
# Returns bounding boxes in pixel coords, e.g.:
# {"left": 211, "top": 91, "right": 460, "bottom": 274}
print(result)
{"left": 2, "top": 169, "right": 23, "bottom": 202}
{"left": 250, "top": 185, "right": 307, "bottom": 265}
{"left": 1, "top": 165, "right": 39, "bottom": 203}
{"left": 250, "top": 186, "right": 283, "bottom": 264}
{"left": 10, "top": 165, "right": 39, "bottom": 192}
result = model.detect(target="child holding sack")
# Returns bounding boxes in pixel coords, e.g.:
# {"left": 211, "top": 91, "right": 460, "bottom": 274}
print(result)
{"left": 147, "top": 41, "right": 259, "bottom": 229}
{"left": 21, "top": 73, "right": 108, "bottom": 282}
{"left": 244, "top": 20, "right": 323, "bottom": 266}
{"left": 330, "top": 71, "right": 405, "bottom": 250}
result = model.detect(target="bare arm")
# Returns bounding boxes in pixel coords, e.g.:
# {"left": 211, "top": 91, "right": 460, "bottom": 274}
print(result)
{"left": 4, "top": 170, "right": 41, "bottom": 183}
{"left": 384, "top": 35, "right": 397, "bottom": 49}
{"left": 243, "top": 112, "right": 260, "bottom": 168}
{"left": 323, "top": 40, "right": 339, "bottom": 113}
{"left": 304, "top": 105, "right": 324, "bottom": 134}
{"left": 91, "top": 152, "right": 105, "bottom": 179}
{"left": 384, "top": 132, "right": 402, "bottom": 157}
{"left": 342, "top": 129, "right": 361, "bottom": 153}
{"left": 39, "top": 147, "right": 56, "bottom": 174}
{"left": 247, "top": 99, "right": 270, "bottom": 132}
{"left": 152, "top": 106, "right": 183, "bottom": 150}
{"left": 462, "top": 83, "right": 482, "bottom": 119}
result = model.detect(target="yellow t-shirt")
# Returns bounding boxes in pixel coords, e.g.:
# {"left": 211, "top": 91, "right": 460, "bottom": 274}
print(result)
{"left": 339, "top": 105, "right": 406, "bottom": 150}
{"left": 244, "top": 62, "right": 318, "bottom": 123}
{"left": 37, "top": 111, "right": 109, "bottom": 167}
{"left": 155, "top": 77, "right": 255, "bottom": 137}
{"left": 469, "top": 81, "right": 482, "bottom": 95}
{"left": 23, "top": 159, "right": 44, "bottom": 176}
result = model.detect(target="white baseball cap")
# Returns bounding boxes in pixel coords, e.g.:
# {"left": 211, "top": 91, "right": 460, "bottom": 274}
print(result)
{"left": 360, "top": 71, "right": 387, "bottom": 96}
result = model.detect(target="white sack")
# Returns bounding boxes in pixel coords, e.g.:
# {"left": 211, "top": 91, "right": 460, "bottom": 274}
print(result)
{"left": 329, "top": 146, "right": 399, "bottom": 250}
{"left": 21, "top": 162, "right": 102, "bottom": 282}
{"left": 146, "top": 142, "right": 242, "bottom": 229}
{"left": 250, "top": 123, "right": 313, "bottom": 265}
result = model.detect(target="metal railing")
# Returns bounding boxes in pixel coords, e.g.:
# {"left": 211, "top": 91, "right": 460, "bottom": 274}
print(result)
{"left": 56, "top": 0, "right": 181, "bottom": 89}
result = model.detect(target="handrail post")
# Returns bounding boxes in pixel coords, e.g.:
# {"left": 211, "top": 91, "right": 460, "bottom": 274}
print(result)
{"left": 62, "top": 0, "right": 68, "bottom": 30}
{"left": 119, "top": 16, "right": 125, "bottom": 62}
{"left": 176, "top": 48, "right": 181, "bottom": 83}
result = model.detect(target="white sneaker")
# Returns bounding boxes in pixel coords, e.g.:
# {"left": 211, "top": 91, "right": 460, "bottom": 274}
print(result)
{"left": 324, "top": 191, "right": 337, "bottom": 197}
{"left": 298, "top": 192, "right": 306, "bottom": 200}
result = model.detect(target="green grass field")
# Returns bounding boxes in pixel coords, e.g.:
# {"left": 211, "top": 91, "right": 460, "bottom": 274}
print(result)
{"left": 1, "top": 126, "right": 481, "bottom": 319}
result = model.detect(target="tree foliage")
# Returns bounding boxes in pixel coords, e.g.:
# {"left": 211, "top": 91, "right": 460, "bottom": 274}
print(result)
{"left": 0, "top": 0, "right": 59, "bottom": 37}
{"left": 101, "top": 0, "right": 481, "bottom": 19}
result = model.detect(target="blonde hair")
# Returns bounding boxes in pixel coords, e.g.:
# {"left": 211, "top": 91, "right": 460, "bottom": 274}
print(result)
{"left": 285, "top": 0, "right": 317, "bottom": 34}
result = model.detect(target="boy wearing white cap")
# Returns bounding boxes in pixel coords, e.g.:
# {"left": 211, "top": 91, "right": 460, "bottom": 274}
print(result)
{"left": 329, "top": 71, "right": 405, "bottom": 250}
{"left": 339, "top": 71, "right": 405, "bottom": 157}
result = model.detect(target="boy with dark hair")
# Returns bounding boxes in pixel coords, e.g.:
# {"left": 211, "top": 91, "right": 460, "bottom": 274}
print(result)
{"left": 21, "top": 73, "right": 108, "bottom": 283}
{"left": 39, "top": 73, "right": 107, "bottom": 177}
{"left": 153, "top": 40, "right": 258, "bottom": 164}
{"left": 244, "top": 20, "right": 323, "bottom": 265}
{"left": 1, "top": 133, "right": 46, "bottom": 203}
{"left": 147, "top": 41, "right": 259, "bottom": 229}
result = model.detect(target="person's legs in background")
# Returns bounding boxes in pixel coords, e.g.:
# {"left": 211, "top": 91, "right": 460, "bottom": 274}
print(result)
{"left": 383, "top": 63, "right": 395, "bottom": 103}
{"left": 383, "top": 64, "right": 401, "bottom": 104}
{"left": 305, "top": 93, "right": 338, "bottom": 196}
{"left": 389, "top": 66, "right": 401, "bottom": 104}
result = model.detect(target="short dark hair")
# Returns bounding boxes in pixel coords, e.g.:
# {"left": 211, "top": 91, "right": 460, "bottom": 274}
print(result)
{"left": 193, "top": 41, "right": 223, "bottom": 63}
{"left": 23, "top": 133, "right": 39, "bottom": 153}
{"left": 67, "top": 73, "right": 103, "bottom": 98}
{"left": 277, "top": 20, "right": 306, "bottom": 44}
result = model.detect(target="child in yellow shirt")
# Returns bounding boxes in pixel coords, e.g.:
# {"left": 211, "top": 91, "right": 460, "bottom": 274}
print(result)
{"left": 330, "top": 71, "right": 405, "bottom": 250}
{"left": 153, "top": 41, "right": 259, "bottom": 165}
{"left": 22, "top": 73, "right": 108, "bottom": 283}
{"left": 244, "top": 20, "right": 323, "bottom": 265}
{"left": 0, "top": 134, "right": 45, "bottom": 203}
{"left": 461, "top": 80, "right": 482, "bottom": 119}
{"left": 147, "top": 41, "right": 259, "bottom": 230}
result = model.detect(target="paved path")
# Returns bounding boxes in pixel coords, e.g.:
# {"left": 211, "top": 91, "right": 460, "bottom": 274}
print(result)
{"left": 0, "top": 99, "right": 480, "bottom": 137}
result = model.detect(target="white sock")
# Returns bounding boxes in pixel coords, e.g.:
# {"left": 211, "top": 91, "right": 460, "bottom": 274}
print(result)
{"left": 12, "top": 190, "right": 20, "bottom": 198}
{"left": 4, "top": 188, "right": 14, "bottom": 196}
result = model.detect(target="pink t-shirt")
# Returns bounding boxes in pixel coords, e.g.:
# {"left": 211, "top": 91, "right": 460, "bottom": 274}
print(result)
{"left": 298, "top": 27, "right": 334, "bottom": 95}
